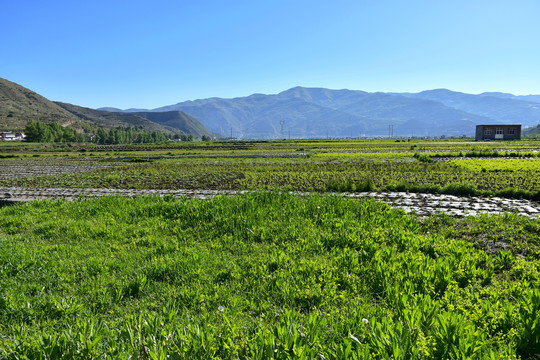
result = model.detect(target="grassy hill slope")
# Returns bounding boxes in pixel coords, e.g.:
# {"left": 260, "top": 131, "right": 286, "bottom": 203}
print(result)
{"left": 0, "top": 78, "right": 79, "bottom": 131}
{"left": 150, "top": 87, "right": 491, "bottom": 138}
{"left": 55, "top": 102, "right": 182, "bottom": 134}
{"left": 0, "top": 77, "right": 213, "bottom": 138}
{"left": 133, "top": 111, "right": 215, "bottom": 138}
{"left": 523, "top": 124, "right": 540, "bottom": 138}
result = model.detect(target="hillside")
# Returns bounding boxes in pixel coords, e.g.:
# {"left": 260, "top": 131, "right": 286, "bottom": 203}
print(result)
{"left": 479, "top": 92, "right": 540, "bottom": 103}
{"left": 523, "top": 124, "right": 540, "bottom": 138}
{"left": 166, "top": 94, "right": 375, "bottom": 139}
{"left": 277, "top": 87, "right": 490, "bottom": 136}
{"left": 0, "top": 77, "right": 212, "bottom": 138}
{"left": 0, "top": 77, "right": 79, "bottom": 131}
{"left": 124, "top": 87, "right": 540, "bottom": 139}
{"left": 54, "top": 102, "right": 183, "bottom": 135}
{"left": 132, "top": 111, "right": 214, "bottom": 138}
{"left": 8, "top": 77, "right": 537, "bottom": 140}
{"left": 144, "top": 87, "right": 491, "bottom": 138}
{"left": 400, "top": 89, "right": 540, "bottom": 127}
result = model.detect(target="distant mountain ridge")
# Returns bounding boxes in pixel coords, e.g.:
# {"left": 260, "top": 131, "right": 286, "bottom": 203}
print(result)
{"left": 398, "top": 89, "right": 540, "bottom": 126}
{"left": 4, "top": 77, "right": 538, "bottom": 139}
{"left": 102, "top": 87, "right": 540, "bottom": 138}
{"left": 479, "top": 92, "right": 540, "bottom": 103}
{"left": 0, "top": 77, "right": 213, "bottom": 138}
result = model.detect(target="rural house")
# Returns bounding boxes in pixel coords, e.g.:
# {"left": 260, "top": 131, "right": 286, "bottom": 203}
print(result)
{"left": 0, "top": 132, "right": 25, "bottom": 141}
{"left": 0, "top": 132, "right": 16, "bottom": 141}
{"left": 475, "top": 125, "right": 521, "bottom": 141}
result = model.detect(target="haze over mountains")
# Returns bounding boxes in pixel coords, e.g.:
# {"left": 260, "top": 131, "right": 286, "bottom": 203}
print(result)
{"left": 102, "top": 87, "right": 540, "bottom": 139}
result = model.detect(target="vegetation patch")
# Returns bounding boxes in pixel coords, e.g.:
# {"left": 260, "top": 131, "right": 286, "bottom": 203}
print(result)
{"left": 0, "top": 193, "right": 539, "bottom": 358}
{"left": 450, "top": 158, "right": 540, "bottom": 172}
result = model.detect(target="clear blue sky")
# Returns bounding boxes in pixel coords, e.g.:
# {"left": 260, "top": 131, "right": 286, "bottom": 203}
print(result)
{"left": 1, "top": 0, "right": 539, "bottom": 109}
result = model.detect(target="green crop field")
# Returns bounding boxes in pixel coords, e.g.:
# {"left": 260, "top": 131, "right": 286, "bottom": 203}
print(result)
{"left": 1, "top": 139, "right": 540, "bottom": 358}
{"left": 2, "top": 139, "right": 540, "bottom": 200}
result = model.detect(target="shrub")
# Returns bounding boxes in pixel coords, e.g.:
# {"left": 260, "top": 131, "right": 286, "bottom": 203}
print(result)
{"left": 441, "top": 183, "right": 479, "bottom": 197}
{"left": 413, "top": 152, "right": 434, "bottom": 163}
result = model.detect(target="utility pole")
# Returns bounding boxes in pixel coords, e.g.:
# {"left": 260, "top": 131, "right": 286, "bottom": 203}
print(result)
{"left": 288, "top": 127, "right": 291, "bottom": 140}
{"left": 230, "top": 128, "right": 233, "bottom": 140}
{"left": 280, "top": 121, "right": 285, "bottom": 139}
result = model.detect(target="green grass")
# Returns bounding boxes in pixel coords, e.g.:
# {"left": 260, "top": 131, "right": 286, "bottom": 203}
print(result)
{"left": 1, "top": 193, "right": 539, "bottom": 358}
{"left": 2, "top": 139, "right": 540, "bottom": 358}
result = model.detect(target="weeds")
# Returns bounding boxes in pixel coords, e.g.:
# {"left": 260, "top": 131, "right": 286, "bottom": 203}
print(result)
{"left": 0, "top": 193, "right": 538, "bottom": 358}
{"left": 1, "top": 139, "right": 540, "bottom": 357}
{"left": 413, "top": 152, "right": 435, "bottom": 163}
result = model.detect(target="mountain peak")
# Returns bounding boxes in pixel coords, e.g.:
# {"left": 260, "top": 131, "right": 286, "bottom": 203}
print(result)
{"left": 479, "top": 92, "right": 515, "bottom": 98}
{"left": 418, "top": 88, "right": 461, "bottom": 95}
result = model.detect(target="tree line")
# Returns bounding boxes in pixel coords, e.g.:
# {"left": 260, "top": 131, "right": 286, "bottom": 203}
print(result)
{"left": 24, "top": 122, "right": 194, "bottom": 144}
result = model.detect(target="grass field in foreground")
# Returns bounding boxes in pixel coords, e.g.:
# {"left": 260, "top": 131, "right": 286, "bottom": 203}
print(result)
{"left": 1, "top": 192, "right": 539, "bottom": 359}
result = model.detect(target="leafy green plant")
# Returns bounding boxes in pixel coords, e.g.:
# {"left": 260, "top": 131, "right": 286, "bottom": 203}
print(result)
{"left": 495, "top": 250, "right": 515, "bottom": 271}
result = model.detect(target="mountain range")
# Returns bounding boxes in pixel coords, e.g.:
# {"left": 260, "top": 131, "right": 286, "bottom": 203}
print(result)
{"left": 0, "top": 77, "right": 213, "bottom": 138}
{"left": 2, "top": 76, "right": 539, "bottom": 139}
{"left": 102, "top": 87, "right": 540, "bottom": 139}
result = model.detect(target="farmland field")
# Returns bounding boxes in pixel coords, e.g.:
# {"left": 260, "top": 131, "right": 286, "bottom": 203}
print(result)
{"left": 1, "top": 140, "right": 540, "bottom": 198}
{"left": 1, "top": 139, "right": 540, "bottom": 358}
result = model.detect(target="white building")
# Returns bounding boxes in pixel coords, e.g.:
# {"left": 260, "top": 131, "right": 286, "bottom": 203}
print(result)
{"left": 0, "top": 132, "right": 25, "bottom": 141}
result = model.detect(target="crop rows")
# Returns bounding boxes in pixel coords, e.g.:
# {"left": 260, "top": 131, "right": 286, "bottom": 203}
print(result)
{"left": 0, "top": 158, "right": 122, "bottom": 180}
{"left": 4, "top": 158, "right": 538, "bottom": 196}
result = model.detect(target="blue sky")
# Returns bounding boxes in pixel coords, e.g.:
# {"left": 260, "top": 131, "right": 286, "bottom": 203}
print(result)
{"left": 1, "top": 0, "right": 539, "bottom": 109}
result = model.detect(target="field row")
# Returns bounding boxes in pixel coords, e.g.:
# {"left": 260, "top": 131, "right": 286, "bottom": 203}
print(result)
{"left": 2, "top": 187, "right": 540, "bottom": 220}
{"left": 0, "top": 158, "right": 122, "bottom": 180}
{"left": 2, "top": 158, "right": 539, "bottom": 201}
{"left": 2, "top": 139, "right": 540, "bottom": 159}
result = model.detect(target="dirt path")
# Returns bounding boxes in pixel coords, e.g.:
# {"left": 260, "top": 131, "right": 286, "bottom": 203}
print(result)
{"left": 1, "top": 186, "right": 539, "bottom": 218}
{"left": 347, "top": 192, "right": 540, "bottom": 218}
